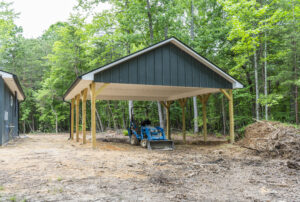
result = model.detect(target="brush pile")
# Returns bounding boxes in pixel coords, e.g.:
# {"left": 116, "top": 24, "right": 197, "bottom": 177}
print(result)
{"left": 240, "top": 121, "right": 300, "bottom": 161}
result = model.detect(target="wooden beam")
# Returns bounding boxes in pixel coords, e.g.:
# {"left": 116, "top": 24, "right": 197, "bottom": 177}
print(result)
{"left": 76, "top": 94, "right": 80, "bottom": 142}
{"left": 95, "top": 83, "right": 109, "bottom": 96}
{"left": 90, "top": 82, "right": 96, "bottom": 149}
{"left": 197, "top": 94, "right": 210, "bottom": 142}
{"left": 220, "top": 89, "right": 231, "bottom": 101}
{"left": 81, "top": 89, "right": 88, "bottom": 144}
{"left": 179, "top": 98, "right": 187, "bottom": 143}
{"left": 71, "top": 98, "right": 75, "bottom": 140}
{"left": 160, "top": 101, "right": 173, "bottom": 139}
{"left": 168, "top": 88, "right": 219, "bottom": 101}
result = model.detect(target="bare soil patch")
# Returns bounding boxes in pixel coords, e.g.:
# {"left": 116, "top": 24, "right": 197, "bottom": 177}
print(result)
{"left": 0, "top": 133, "right": 299, "bottom": 201}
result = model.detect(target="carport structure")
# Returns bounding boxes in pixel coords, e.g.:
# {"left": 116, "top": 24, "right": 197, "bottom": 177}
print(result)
{"left": 63, "top": 37, "right": 243, "bottom": 148}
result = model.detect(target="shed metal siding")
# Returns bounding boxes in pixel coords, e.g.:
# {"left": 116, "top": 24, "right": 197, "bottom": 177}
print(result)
{"left": 0, "top": 77, "right": 19, "bottom": 146}
{"left": 0, "top": 77, "right": 3, "bottom": 145}
{"left": 94, "top": 43, "right": 232, "bottom": 89}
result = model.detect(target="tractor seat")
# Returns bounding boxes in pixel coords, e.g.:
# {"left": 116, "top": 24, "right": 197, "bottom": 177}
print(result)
{"left": 141, "top": 119, "right": 151, "bottom": 126}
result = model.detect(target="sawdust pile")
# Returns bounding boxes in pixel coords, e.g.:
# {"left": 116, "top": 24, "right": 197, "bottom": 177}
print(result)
{"left": 240, "top": 121, "right": 300, "bottom": 160}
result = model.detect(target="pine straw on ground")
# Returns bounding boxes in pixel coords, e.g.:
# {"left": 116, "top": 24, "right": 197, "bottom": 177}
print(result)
{"left": 239, "top": 121, "right": 300, "bottom": 161}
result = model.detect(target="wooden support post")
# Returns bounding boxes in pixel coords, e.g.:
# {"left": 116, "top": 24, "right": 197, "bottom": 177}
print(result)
{"left": 179, "top": 98, "right": 187, "bottom": 143}
{"left": 90, "top": 82, "right": 96, "bottom": 149}
{"left": 197, "top": 94, "right": 210, "bottom": 142}
{"left": 76, "top": 94, "right": 80, "bottom": 142}
{"left": 220, "top": 89, "right": 235, "bottom": 143}
{"left": 81, "top": 89, "right": 88, "bottom": 144}
{"left": 160, "top": 101, "right": 173, "bottom": 140}
{"left": 71, "top": 98, "right": 75, "bottom": 140}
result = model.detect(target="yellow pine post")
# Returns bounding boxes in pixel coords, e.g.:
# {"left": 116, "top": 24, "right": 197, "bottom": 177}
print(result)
{"left": 228, "top": 90, "right": 234, "bottom": 143}
{"left": 81, "top": 89, "right": 87, "bottom": 144}
{"left": 90, "top": 82, "right": 96, "bottom": 149}
{"left": 160, "top": 101, "right": 173, "bottom": 140}
{"left": 71, "top": 98, "right": 75, "bottom": 140}
{"left": 76, "top": 94, "right": 80, "bottom": 142}
{"left": 179, "top": 98, "right": 187, "bottom": 143}
{"left": 220, "top": 89, "right": 235, "bottom": 143}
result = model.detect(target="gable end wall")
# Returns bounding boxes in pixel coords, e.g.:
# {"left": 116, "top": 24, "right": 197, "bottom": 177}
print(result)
{"left": 94, "top": 43, "right": 232, "bottom": 89}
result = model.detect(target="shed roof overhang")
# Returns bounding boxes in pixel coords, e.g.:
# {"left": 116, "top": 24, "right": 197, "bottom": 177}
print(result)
{"left": 64, "top": 37, "right": 243, "bottom": 101}
{"left": 0, "top": 70, "right": 25, "bottom": 101}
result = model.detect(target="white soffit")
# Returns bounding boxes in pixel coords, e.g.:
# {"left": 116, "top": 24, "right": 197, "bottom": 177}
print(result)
{"left": 65, "top": 82, "right": 221, "bottom": 101}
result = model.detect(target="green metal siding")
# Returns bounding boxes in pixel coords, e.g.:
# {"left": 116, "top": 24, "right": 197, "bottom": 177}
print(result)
{"left": 0, "top": 76, "right": 19, "bottom": 146}
{"left": 0, "top": 76, "right": 3, "bottom": 145}
{"left": 94, "top": 43, "right": 232, "bottom": 89}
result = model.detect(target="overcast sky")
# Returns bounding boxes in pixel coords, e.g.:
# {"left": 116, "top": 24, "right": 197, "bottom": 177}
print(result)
{"left": 11, "top": 0, "right": 110, "bottom": 38}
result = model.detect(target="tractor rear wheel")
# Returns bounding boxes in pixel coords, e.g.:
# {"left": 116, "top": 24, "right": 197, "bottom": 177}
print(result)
{"left": 140, "top": 139, "right": 147, "bottom": 148}
{"left": 130, "top": 135, "right": 139, "bottom": 145}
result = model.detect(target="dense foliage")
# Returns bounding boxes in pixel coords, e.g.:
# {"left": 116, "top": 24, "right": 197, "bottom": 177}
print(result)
{"left": 0, "top": 0, "right": 299, "bottom": 136}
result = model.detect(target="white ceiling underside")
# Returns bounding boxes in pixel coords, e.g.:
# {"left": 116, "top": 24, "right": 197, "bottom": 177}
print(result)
{"left": 65, "top": 81, "right": 221, "bottom": 101}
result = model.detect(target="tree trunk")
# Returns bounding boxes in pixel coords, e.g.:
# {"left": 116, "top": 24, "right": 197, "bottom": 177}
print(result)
{"left": 96, "top": 108, "right": 104, "bottom": 132}
{"left": 157, "top": 102, "right": 164, "bottom": 129}
{"left": 129, "top": 100, "right": 133, "bottom": 121}
{"left": 146, "top": 0, "right": 154, "bottom": 43}
{"left": 190, "top": 0, "right": 198, "bottom": 133}
{"left": 292, "top": 0, "right": 298, "bottom": 124}
{"left": 193, "top": 97, "right": 198, "bottom": 133}
{"left": 221, "top": 96, "right": 226, "bottom": 135}
{"left": 164, "top": 26, "right": 168, "bottom": 39}
{"left": 122, "top": 102, "right": 126, "bottom": 129}
{"left": 107, "top": 101, "right": 118, "bottom": 130}
{"left": 23, "top": 120, "right": 25, "bottom": 134}
{"left": 254, "top": 47, "right": 259, "bottom": 120}
{"left": 264, "top": 31, "right": 268, "bottom": 120}
{"left": 55, "top": 113, "right": 58, "bottom": 134}
{"left": 190, "top": 0, "right": 194, "bottom": 41}
{"left": 146, "top": 0, "right": 164, "bottom": 128}
{"left": 32, "top": 114, "right": 35, "bottom": 132}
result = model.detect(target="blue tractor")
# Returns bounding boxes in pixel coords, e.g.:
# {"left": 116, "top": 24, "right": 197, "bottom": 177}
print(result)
{"left": 128, "top": 107, "right": 174, "bottom": 150}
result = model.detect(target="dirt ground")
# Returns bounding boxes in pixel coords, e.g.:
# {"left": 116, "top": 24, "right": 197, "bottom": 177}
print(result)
{"left": 0, "top": 133, "right": 299, "bottom": 202}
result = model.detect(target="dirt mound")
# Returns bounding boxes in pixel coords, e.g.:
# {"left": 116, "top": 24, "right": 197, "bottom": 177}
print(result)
{"left": 240, "top": 121, "right": 300, "bottom": 160}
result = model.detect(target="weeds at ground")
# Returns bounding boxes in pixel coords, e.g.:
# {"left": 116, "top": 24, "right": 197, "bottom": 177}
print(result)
{"left": 9, "top": 196, "right": 16, "bottom": 202}
{"left": 215, "top": 132, "right": 223, "bottom": 138}
{"left": 0, "top": 186, "right": 4, "bottom": 191}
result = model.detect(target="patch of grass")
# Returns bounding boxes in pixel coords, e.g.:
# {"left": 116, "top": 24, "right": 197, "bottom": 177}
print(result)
{"left": 0, "top": 186, "right": 4, "bottom": 191}
{"left": 9, "top": 196, "right": 16, "bottom": 202}
{"left": 57, "top": 177, "right": 63, "bottom": 182}
{"left": 123, "top": 130, "right": 128, "bottom": 136}
{"left": 281, "top": 122, "right": 300, "bottom": 129}
{"left": 59, "top": 188, "right": 63, "bottom": 193}
{"left": 215, "top": 132, "right": 223, "bottom": 138}
{"left": 226, "top": 136, "right": 230, "bottom": 142}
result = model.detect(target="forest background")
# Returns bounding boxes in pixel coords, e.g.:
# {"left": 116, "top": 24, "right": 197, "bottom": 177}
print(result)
{"left": 0, "top": 0, "right": 299, "bottom": 137}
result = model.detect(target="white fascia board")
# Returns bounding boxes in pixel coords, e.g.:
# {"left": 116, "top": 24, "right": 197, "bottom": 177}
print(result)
{"left": 0, "top": 70, "right": 13, "bottom": 78}
{"left": 81, "top": 38, "right": 243, "bottom": 89}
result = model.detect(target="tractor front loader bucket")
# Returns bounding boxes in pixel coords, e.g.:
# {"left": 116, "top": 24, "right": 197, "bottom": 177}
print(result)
{"left": 147, "top": 140, "right": 174, "bottom": 150}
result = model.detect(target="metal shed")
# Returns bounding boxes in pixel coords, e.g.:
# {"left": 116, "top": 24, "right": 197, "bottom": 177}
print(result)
{"left": 64, "top": 37, "right": 243, "bottom": 148}
{"left": 0, "top": 70, "right": 25, "bottom": 146}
